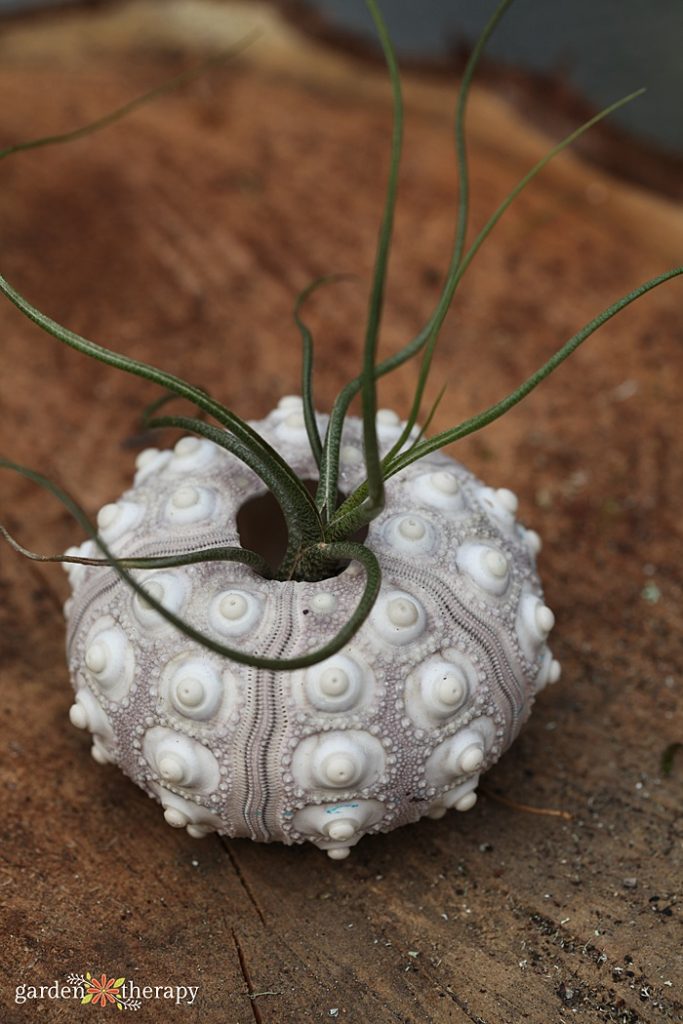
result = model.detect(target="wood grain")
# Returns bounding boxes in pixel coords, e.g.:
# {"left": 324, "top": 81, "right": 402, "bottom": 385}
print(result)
{"left": 0, "top": 4, "right": 681, "bottom": 1022}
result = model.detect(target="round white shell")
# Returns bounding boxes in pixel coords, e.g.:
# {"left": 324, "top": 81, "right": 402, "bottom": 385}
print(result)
{"left": 64, "top": 406, "right": 558, "bottom": 857}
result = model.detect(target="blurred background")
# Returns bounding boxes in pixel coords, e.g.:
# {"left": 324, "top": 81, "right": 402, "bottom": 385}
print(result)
{"left": 1, "top": 0, "right": 681, "bottom": 155}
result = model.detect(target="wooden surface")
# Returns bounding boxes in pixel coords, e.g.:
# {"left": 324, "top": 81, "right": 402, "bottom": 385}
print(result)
{"left": 0, "top": 4, "right": 682, "bottom": 1022}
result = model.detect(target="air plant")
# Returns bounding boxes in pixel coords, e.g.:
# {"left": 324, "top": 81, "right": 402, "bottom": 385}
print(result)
{"left": 1, "top": 0, "right": 680, "bottom": 858}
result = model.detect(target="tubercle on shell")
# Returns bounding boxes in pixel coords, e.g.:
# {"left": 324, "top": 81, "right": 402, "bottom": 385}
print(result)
{"left": 64, "top": 400, "right": 560, "bottom": 859}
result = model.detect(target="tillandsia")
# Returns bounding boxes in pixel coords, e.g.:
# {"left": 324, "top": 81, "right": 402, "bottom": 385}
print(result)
{"left": 1, "top": 0, "right": 681, "bottom": 857}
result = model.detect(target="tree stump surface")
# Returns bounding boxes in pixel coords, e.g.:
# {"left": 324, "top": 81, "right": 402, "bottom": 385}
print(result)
{"left": 0, "top": 4, "right": 681, "bottom": 1022}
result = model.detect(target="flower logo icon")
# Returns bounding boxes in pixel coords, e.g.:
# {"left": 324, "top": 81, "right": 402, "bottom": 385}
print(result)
{"left": 65, "top": 972, "right": 140, "bottom": 1010}
{"left": 82, "top": 973, "right": 126, "bottom": 1008}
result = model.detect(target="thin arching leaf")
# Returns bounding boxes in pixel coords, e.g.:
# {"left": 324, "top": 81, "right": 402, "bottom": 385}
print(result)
{"left": 327, "top": 268, "right": 683, "bottom": 538}
{"left": 385, "top": 267, "right": 683, "bottom": 473}
{"left": 385, "top": 0, "right": 514, "bottom": 459}
{"left": 0, "top": 274, "right": 322, "bottom": 549}
{"left": 139, "top": 387, "right": 210, "bottom": 431}
{"left": 0, "top": 42, "right": 259, "bottom": 162}
{"left": 316, "top": 0, "right": 403, "bottom": 522}
{"left": 317, "top": 0, "right": 512, "bottom": 513}
{"left": 411, "top": 382, "right": 447, "bottom": 447}
{"left": 352, "top": 0, "right": 404, "bottom": 524}
{"left": 293, "top": 275, "right": 355, "bottom": 470}
{"left": 144, "top": 414, "right": 324, "bottom": 565}
{"left": 0, "top": 458, "right": 382, "bottom": 671}
{"left": 0, "top": 525, "right": 274, "bottom": 579}
{"left": 347, "top": 87, "right": 651, "bottom": 505}
{"left": 386, "top": 88, "right": 647, "bottom": 465}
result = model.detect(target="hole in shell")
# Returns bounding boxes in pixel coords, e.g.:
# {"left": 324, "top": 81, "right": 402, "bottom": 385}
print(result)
{"left": 237, "top": 480, "right": 367, "bottom": 580}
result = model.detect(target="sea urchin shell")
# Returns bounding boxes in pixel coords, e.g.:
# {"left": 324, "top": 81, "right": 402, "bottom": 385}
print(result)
{"left": 64, "top": 399, "right": 559, "bottom": 858}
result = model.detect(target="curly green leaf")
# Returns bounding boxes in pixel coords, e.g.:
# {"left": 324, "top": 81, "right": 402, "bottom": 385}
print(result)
{"left": 0, "top": 458, "right": 382, "bottom": 671}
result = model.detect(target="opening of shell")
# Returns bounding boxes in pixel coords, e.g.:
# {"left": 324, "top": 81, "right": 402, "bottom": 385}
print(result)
{"left": 237, "top": 481, "right": 367, "bottom": 579}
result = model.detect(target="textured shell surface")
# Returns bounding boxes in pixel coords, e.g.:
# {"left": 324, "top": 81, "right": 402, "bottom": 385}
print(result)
{"left": 64, "top": 398, "right": 560, "bottom": 859}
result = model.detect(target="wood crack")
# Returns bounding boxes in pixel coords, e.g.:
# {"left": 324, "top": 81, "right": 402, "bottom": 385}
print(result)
{"left": 231, "top": 928, "right": 263, "bottom": 1024}
{"left": 219, "top": 837, "right": 266, "bottom": 926}
{"left": 443, "top": 986, "right": 489, "bottom": 1024}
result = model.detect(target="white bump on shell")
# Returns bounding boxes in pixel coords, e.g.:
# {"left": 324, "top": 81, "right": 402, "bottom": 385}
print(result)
{"left": 326, "top": 818, "right": 357, "bottom": 841}
{"left": 517, "top": 589, "right": 551, "bottom": 659}
{"left": 536, "top": 605, "right": 555, "bottom": 633}
{"left": 136, "top": 448, "right": 160, "bottom": 469}
{"left": 413, "top": 658, "right": 470, "bottom": 723}
{"left": 85, "top": 642, "right": 107, "bottom": 674}
{"left": 457, "top": 542, "right": 510, "bottom": 596}
{"left": 186, "top": 824, "right": 212, "bottom": 839}
{"left": 533, "top": 649, "right": 555, "bottom": 692}
{"left": 384, "top": 514, "right": 436, "bottom": 556}
{"left": 152, "top": 785, "right": 224, "bottom": 836}
{"left": 276, "top": 408, "right": 317, "bottom": 443}
{"left": 132, "top": 573, "right": 188, "bottom": 631}
{"left": 327, "top": 847, "right": 350, "bottom": 860}
{"left": 404, "top": 652, "right": 478, "bottom": 730}
{"left": 376, "top": 409, "right": 403, "bottom": 442}
{"left": 174, "top": 437, "right": 201, "bottom": 456}
{"left": 454, "top": 791, "right": 478, "bottom": 812}
{"left": 434, "top": 671, "right": 467, "bottom": 709}
{"left": 69, "top": 703, "right": 88, "bottom": 729}
{"left": 219, "top": 593, "right": 248, "bottom": 620}
{"left": 91, "top": 744, "right": 110, "bottom": 765}
{"left": 478, "top": 486, "right": 517, "bottom": 529}
{"left": 496, "top": 488, "right": 519, "bottom": 513}
{"left": 311, "top": 592, "right": 337, "bottom": 614}
{"left": 484, "top": 550, "right": 508, "bottom": 578}
{"left": 284, "top": 411, "right": 306, "bottom": 429}
{"left": 169, "top": 437, "right": 216, "bottom": 472}
{"left": 371, "top": 590, "right": 427, "bottom": 646}
{"left": 143, "top": 727, "right": 220, "bottom": 793}
{"left": 134, "top": 448, "right": 171, "bottom": 485}
{"left": 278, "top": 395, "right": 303, "bottom": 411}
{"left": 210, "top": 589, "right": 262, "bottom": 637}
{"left": 399, "top": 517, "right": 426, "bottom": 540}
{"left": 340, "top": 444, "right": 363, "bottom": 466}
{"left": 292, "top": 799, "right": 385, "bottom": 847}
{"left": 164, "top": 807, "right": 188, "bottom": 828}
{"left": 158, "top": 754, "right": 185, "bottom": 783}
{"left": 425, "top": 720, "right": 494, "bottom": 786}
{"left": 388, "top": 598, "right": 419, "bottom": 628}
{"left": 96, "top": 500, "right": 144, "bottom": 544}
{"left": 442, "top": 775, "right": 480, "bottom": 810}
{"left": 458, "top": 743, "right": 485, "bottom": 774}
{"left": 63, "top": 545, "right": 88, "bottom": 586}
{"left": 412, "top": 471, "right": 465, "bottom": 511}
{"left": 302, "top": 650, "right": 370, "bottom": 713}
{"left": 171, "top": 486, "right": 200, "bottom": 509}
{"left": 321, "top": 753, "right": 359, "bottom": 787}
{"left": 175, "top": 677, "right": 204, "bottom": 708}
{"left": 320, "top": 668, "right": 350, "bottom": 697}
{"left": 549, "top": 659, "right": 562, "bottom": 684}
{"left": 377, "top": 409, "right": 400, "bottom": 426}
{"left": 68, "top": 688, "right": 115, "bottom": 751}
{"left": 431, "top": 471, "right": 459, "bottom": 495}
{"left": 97, "top": 503, "right": 119, "bottom": 530}
{"left": 292, "top": 732, "right": 384, "bottom": 791}
{"left": 83, "top": 622, "right": 134, "bottom": 699}
{"left": 167, "top": 657, "right": 225, "bottom": 721}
